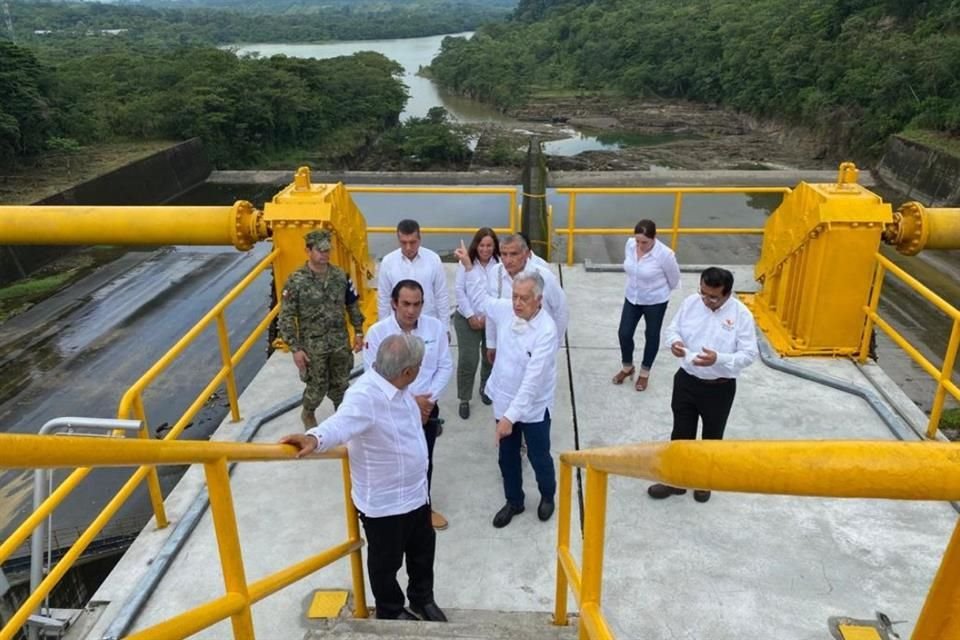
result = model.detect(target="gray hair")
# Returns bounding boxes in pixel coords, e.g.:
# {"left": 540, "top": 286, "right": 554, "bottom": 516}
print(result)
{"left": 375, "top": 334, "right": 425, "bottom": 380}
{"left": 513, "top": 269, "right": 544, "bottom": 298}
{"left": 499, "top": 233, "right": 529, "bottom": 251}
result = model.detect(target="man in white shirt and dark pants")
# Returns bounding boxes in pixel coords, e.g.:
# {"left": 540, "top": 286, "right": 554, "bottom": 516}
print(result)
{"left": 280, "top": 334, "right": 448, "bottom": 623}
{"left": 364, "top": 279, "right": 453, "bottom": 531}
{"left": 648, "top": 267, "right": 759, "bottom": 503}
{"left": 455, "top": 241, "right": 559, "bottom": 529}
{"left": 377, "top": 219, "right": 451, "bottom": 333}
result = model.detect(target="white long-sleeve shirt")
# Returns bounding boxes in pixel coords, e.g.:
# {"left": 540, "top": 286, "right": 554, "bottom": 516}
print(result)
{"left": 455, "top": 258, "right": 499, "bottom": 318}
{"left": 664, "top": 293, "right": 759, "bottom": 380}
{"left": 623, "top": 238, "right": 681, "bottom": 305}
{"left": 485, "top": 261, "right": 568, "bottom": 349}
{"left": 377, "top": 247, "right": 450, "bottom": 331}
{"left": 464, "top": 268, "right": 558, "bottom": 424}
{"left": 307, "top": 369, "right": 428, "bottom": 518}
{"left": 362, "top": 313, "right": 452, "bottom": 403}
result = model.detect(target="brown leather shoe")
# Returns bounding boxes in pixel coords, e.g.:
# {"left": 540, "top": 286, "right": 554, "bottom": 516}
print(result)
{"left": 300, "top": 407, "right": 317, "bottom": 429}
{"left": 431, "top": 509, "right": 449, "bottom": 530}
{"left": 612, "top": 365, "right": 635, "bottom": 385}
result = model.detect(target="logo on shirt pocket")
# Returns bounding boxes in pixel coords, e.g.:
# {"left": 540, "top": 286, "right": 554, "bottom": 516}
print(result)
{"left": 721, "top": 318, "right": 735, "bottom": 331}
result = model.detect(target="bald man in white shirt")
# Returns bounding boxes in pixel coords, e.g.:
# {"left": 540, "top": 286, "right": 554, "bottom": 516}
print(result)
{"left": 281, "top": 334, "right": 448, "bottom": 623}
{"left": 455, "top": 241, "right": 559, "bottom": 529}
{"left": 648, "top": 267, "right": 759, "bottom": 503}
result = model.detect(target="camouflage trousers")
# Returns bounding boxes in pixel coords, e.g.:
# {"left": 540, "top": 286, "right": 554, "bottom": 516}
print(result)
{"left": 300, "top": 347, "right": 354, "bottom": 413}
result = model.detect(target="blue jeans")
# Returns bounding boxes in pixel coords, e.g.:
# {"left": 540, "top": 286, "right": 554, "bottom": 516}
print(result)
{"left": 498, "top": 410, "right": 556, "bottom": 507}
{"left": 617, "top": 299, "right": 668, "bottom": 370}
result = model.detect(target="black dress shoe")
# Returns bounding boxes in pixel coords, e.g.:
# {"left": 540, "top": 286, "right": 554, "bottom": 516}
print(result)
{"left": 410, "top": 601, "right": 448, "bottom": 622}
{"left": 492, "top": 502, "right": 524, "bottom": 528}
{"left": 538, "top": 498, "right": 555, "bottom": 521}
{"left": 647, "top": 483, "right": 687, "bottom": 499}
{"left": 480, "top": 389, "right": 492, "bottom": 405}
{"left": 458, "top": 401, "right": 469, "bottom": 419}
{"left": 693, "top": 490, "right": 712, "bottom": 503}
{"left": 376, "top": 607, "right": 418, "bottom": 620}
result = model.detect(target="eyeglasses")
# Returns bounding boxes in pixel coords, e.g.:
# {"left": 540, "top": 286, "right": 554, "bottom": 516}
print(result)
{"left": 698, "top": 288, "right": 726, "bottom": 304}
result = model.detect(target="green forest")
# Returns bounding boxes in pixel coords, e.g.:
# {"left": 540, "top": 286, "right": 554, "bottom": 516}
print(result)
{"left": 429, "top": 0, "right": 960, "bottom": 155}
{"left": 0, "top": 0, "right": 496, "bottom": 171}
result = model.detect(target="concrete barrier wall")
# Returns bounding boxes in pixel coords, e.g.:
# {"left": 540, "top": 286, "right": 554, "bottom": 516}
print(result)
{"left": 0, "top": 139, "right": 211, "bottom": 285}
{"left": 876, "top": 135, "right": 960, "bottom": 206}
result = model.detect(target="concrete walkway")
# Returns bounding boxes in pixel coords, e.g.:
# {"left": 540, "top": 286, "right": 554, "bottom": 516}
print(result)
{"left": 74, "top": 265, "right": 956, "bottom": 640}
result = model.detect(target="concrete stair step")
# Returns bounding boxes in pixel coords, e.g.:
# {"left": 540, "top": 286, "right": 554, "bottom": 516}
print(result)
{"left": 304, "top": 609, "right": 580, "bottom": 639}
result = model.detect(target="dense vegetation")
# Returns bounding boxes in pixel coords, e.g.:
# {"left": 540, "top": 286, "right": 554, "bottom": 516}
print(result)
{"left": 12, "top": 1, "right": 506, "bottom": 47}
{"left": 429, "top": 0, "right": 960, "bottom": 155}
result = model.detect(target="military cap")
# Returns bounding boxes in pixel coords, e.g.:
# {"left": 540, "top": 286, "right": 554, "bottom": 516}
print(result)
{"left": 305, "top": 229, "right": 332, "bottom": 251}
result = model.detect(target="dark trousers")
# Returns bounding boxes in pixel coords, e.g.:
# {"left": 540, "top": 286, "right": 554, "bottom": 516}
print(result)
{"left": 499, "top": 410, "right": 556, "bottom": 507}
{"left": 617, "top": 300, "right": 669, "bottom": 370}
{"left": 359, "top": 503, "right": 435, "bottom": 618}
{"left": 425, "top": 405, "right": 440, "bottom": 498}
{"left": 670, "top": 369, "right": 737, "bottom": 441}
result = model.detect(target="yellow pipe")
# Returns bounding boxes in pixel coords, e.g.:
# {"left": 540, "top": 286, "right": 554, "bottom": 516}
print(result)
{"left": 558, "top": 548, "right": 582, "bottom": 605}
{"left": 341, "top": 458, "right": 369, "bottom": 617}
{"left": 913, "top": 516, "right": 960, "bottom": 639}
{"left": 216, "top": 313, "right": 242, "bottom": 423}
{"left": 0, "top": 433, "right": 346, "bottom": 468}
{"left": 869, "top": 314, "right": 943, "bottom": 380}
{"left": 581, "top": 602, "right": 615, "bottom": 640}
{"left": 561, "top": 441, "right": 960, "bottom": 500}
{"left": 858, "top": 262, "right": 886, "bottom": 363}
{"left": 554, "top": 227, "right": 765, "bottom": 236}
{"left": 928, "top": 318, "right": 960, "bottom": 439}
{"left": 366, "top": 226, "right": 513, "bottom": 234}
{"left": 566, "top": 193, "right": 577, "bottom": 265}
{"left": 579, "top": 468, "right": 608, "bottom": 640}
{"left": 248, "top": 540, "right": 363, "bottom": 603}
{"left": 670, "top": 192, "right": 683, "bottom": 252}
{"left": 126, "top": 592, "right": 246, "bottom": 640}
{"left": 0, "top": 204, "right": 265, "bottom": 250}
{"left": 554, "top": 462, "right": 572, "bottom": 625}
{"left": 204, "top": 459, "right": 255, "bottom": 639}
{"left": 876, "top": 254, "right": 960, "bottom": 320}
{"left": 923, "top": 207, "right": 960, "bottom": 250}
{"left": 347, "top": 186, "right": 517, "bottom": 194}
{"left": 555, "top": 187, "right": 791, "bottom": 195}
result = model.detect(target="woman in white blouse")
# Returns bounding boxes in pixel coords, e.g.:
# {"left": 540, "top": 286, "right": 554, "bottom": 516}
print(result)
{"left": 613, "top": 219, "right": 681, "bottom": 391}
{"left": 454, "top": 227, "right": 500, "bottom": 418}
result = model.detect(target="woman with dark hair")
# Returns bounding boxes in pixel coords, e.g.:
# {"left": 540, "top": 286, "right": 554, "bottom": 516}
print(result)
{"left": 612, "top": 219, "right": 681, "bottom": 391}
{"left": 454, "top": 227, "right": 500, "bottom": 418}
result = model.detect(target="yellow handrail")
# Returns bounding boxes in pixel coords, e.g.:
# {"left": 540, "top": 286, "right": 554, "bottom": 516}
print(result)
{"left": 859, "top": 252, "right": 960, "bottom": 437}
{"left": 554, "top": 439, "right": 960, "bottom": 639}
{"left": 0, "top": 249, "right": 283, "bottom": 638}
{"left": 554, "top": 186, "right": 790, "bottom": 265}
{"left": 0, "top": 436, "right": 367, "bottom": 640}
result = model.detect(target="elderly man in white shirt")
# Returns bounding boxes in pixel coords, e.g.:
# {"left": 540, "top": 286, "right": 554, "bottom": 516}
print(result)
{"left": 648, "top": 267, "right": 759, "bottom": 504}
{"left": 280, "top": 334, "right": 448, "bottom": 623}
{"left": 364, "top": 279, "right": 453, "bottom": 531}
{"left": 377, "top": 219, "right": 450, "bottom": 333}
{"left": 455, "top": 240, "right": 559, "bottom": 529}
{"left": 485, "top": 233, "right": 568, "bottom": 359}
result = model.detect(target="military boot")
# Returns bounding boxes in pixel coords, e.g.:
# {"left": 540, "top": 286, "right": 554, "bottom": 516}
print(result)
{"left": 300, "top": 407, "right": 318, "bottom": 429}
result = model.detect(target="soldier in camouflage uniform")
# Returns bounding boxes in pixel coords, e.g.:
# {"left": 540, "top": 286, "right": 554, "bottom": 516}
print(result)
{"left": 279, "top": 229, "right": 365, "bottom": 428}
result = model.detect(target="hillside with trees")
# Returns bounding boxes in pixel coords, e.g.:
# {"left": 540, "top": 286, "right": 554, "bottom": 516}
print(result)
{"left": 429, "top": 0, "right": 960, "bottom": 156}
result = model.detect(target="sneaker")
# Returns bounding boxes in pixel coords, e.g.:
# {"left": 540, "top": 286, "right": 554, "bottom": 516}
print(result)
{"left": 492, "top": 502, "right": 524, "bottom": 528}
{"left": 300, "top": 407, "right": 317, "bottom": 429}
{"left": 537, "top": 498, "right": 555, "bottom": 521}
{"left": 458, "top": 401, "right": 469, "bottom": 419}
{"left": 431, "top": 510, "right": 449, "bottom": 530}
{"left": 647, "top": 483, "right": 686, "bottom": 499}
{"left": 693, "top": 490, "right": 712, "bottom": 503}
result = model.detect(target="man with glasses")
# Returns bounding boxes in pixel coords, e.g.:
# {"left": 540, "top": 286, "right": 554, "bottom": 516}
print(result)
{"left": 647, "top": 267, "right": 758, "bottom": 503}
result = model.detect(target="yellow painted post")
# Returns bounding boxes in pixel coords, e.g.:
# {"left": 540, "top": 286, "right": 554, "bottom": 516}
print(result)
{"left": 547, "top": 205, "right": 554, "bottom": 262}
{"left": 566, "top": 193, "right": 577, "bottom": 266}
{"left": 510, "top": 190, "right": 518, "bottom": 232}
{"left": 340, "top": 458, "right": 369, "bottom": 617}
{"left": 216, "top": 313, "right": 242, "bottom": 422}
{"left": 913, "top": 517, "right": 960, "bottom": 639}
{"left": 858, "top": 260, "right": 886, "bottom": 363}
{"left": 578, "top": 467, "right": 608, "bottom": 640}
{"left": 670, "top": 192, "right": 684, "bottom": 252}
{"left": 927, "top": 318, "right": 960, "bottom": 438}
{"left": 203, "top": 458, "right": 255, "bottom": 639}
{"left": 134, "top": 394, "right": 168, "bottom": 529}
{"left": 553, "top": 461, "right": 572, "bottom": 626}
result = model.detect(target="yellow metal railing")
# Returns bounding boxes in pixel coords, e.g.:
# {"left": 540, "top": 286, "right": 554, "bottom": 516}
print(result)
{"left": 347, "top": 186, "right": 519, "bottom": 236}
{"left": 859, "top": 253, "right": 960, "bottom": 438}
{"left": 555, "top": 187, "right": 791, "bottom": 265}
{"left": 0, "top": 249, "right": 282, "bottom": 637}
{"left": 0, "top": 434, "right": 367, "bottom": 640}
{"left": 554, "top": 440, "right": 960, "bottom": 639}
